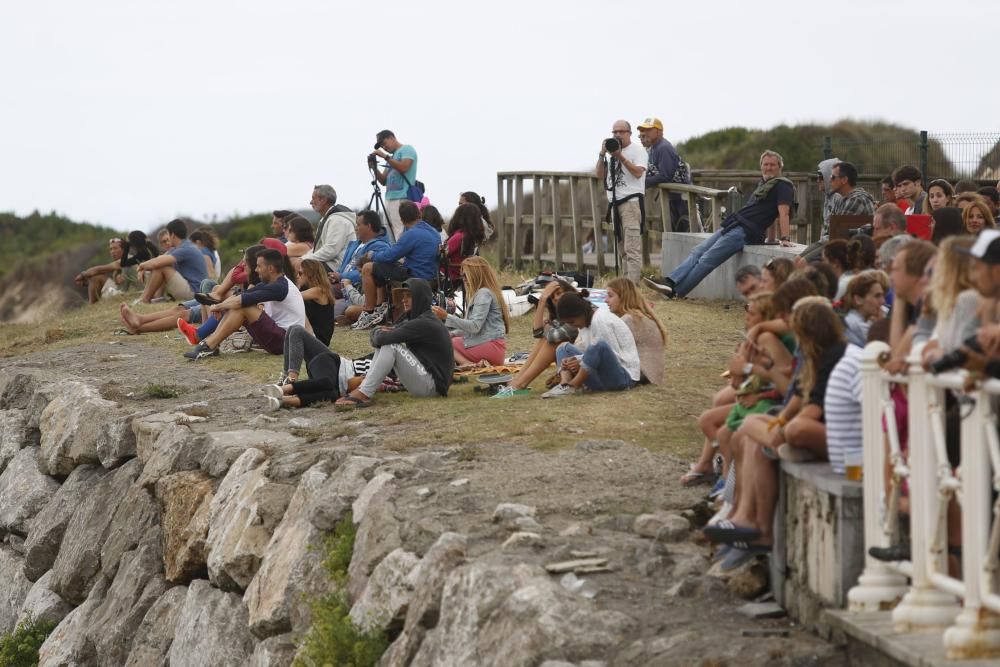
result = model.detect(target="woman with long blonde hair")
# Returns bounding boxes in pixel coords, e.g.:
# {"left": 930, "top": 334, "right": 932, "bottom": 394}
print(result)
{"left": 606, "top": 278, "right": 666, "bottom": 384}
{"left": 430, "top": 256, "right": 509, "bottom": 366}
{"left": 298, "top": 258, "right": 335, "bottom": 346}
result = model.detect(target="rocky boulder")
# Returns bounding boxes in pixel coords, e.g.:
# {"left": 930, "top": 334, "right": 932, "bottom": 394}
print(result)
{"left": 37, "top": 576, "right": 108, "bottom": 667}
{"left": 0, "top": 447, "right": 60, "bottom": 535}
{"left": 0, "top": 409, "right": 38, "bottom": 472}
{"left": 349, "top": 547, "right": 419, "bottom": 633}
{"left": 156, "top": 471, "right": 214, "bottom": 583}
{"left": 244, "top": 463, "right": 333, "bottom": 638}
{"left": 96, "top": 409, "right": 144, "bottom": 469}
{"left": 168, "top": 579, "right": 257, "bottom": 667}
{"left": 38, "top": 381, "right": 119, "bottom": 476}
{"left": 123, "top": 585, "right": 187, "bottom": 667}
{"left": 0, "top": 546, "right": 33, "bottom": 634}
{"left": 205, "top": 448, "right": 294, "bottom": 591}
{"left": 200, "top": 430, "right": 305, "bottom": 478}
{"left": 22, "top": 464, "right": 105, "bottom": 582}
{"left": 16, "top": 571, "right": 73, "bottom": 628}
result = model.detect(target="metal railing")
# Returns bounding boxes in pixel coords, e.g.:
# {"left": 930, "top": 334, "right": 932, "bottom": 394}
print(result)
{"left": 822, "top": 131, "right": 1000, "bottom": 182}
{"left": 849, "top": 341, "right": 1000, "bottom": 659}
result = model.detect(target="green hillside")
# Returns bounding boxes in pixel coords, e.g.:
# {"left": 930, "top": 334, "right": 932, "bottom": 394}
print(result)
{"left": 678, "top": 119, "right": 954, "bottom": 177}
{"left": 0, "top": 211, "right": 121, "bottom": 279}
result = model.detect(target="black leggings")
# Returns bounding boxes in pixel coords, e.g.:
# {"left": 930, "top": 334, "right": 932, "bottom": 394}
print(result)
{"left": 291, "top": 351, "right": 343, "bottom": 406}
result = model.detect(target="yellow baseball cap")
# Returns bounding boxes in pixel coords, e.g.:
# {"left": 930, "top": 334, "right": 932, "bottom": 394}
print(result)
{"left": 637, "top": 117, "right": 663, "bottom": 130}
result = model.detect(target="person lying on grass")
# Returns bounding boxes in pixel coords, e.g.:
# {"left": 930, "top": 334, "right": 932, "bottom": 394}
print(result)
{"left": 540, "top": 291, "right": 640, "bottom": 398}
{"left": 334, "top": 278, "right": 454, "bottom": 409}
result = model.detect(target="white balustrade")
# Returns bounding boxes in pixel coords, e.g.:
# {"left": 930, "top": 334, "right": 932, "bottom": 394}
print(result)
{"left": 851, "top": 341, "right": 1000, "bottom": 659}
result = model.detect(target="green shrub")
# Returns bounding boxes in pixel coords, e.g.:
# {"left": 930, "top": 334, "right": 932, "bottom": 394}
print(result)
{"left": 0, "top": 614, "right": 57, "bottom": 667}
{"left": 294, "top": 512, "right": 389, "bottom": 667}
{"left": 143, "top": 384, "right": 181, "bottom": 399}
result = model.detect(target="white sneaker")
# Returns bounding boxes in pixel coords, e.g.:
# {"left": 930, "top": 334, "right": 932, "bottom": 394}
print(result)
{"left": 541, "top": 383, "right": 579, "bottom": 399}
{"left": 351, "top": 310, "right": 380, "bottom": 330}
{"left": 263, "top": 384, "right": 283, "bottom": 399}
{"left": 265, "top": 396, "right": 281, "bottom": 412}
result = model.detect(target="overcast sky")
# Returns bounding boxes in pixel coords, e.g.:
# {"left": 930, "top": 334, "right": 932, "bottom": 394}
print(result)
{"left": 1, "top": 0, "right": 996, "bottom": 233}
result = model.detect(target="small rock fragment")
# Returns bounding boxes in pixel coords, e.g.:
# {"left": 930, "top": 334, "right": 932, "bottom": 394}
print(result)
{"left": 736, "top": 601, "right": 786, "bottom": 619}
{"left": 559, "top": 522, "right": 592, "bottom": 537}
{"left": 415, "top": 487, "right": 433, "bottom": 499}
{"left": 502, "top": 532, "right": 544, "bottom": 550}
{"left": 448, "top": 478, "right": 469, "bottom": 488}
{"left": 544, "top": 557, "right": 607, "bottom": 574}
{"left": 492, "top": 503, "right": 536, "bottom": 522}
{"left": 287, "top": 417, "right": 317, "bottom": 429}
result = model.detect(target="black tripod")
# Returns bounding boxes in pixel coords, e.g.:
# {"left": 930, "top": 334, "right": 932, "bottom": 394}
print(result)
{"left": 366, "top": 161, "right": 396, "bottom": 243}
{"left": 603, "top": 156, "right": 622, "bottom": 277}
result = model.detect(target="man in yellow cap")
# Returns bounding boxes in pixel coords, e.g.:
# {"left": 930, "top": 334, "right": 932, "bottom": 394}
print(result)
{"left": 638, "top": 117, "right": 692, "bottom": 232}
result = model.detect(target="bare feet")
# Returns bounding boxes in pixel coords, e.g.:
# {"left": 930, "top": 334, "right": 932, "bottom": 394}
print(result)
{"left": 119, "top": 304, "right": 141, "bottom": 334}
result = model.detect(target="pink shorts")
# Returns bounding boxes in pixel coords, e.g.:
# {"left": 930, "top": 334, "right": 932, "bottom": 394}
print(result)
{"left": 453, "top": 336, "right": 505, "bottom": 366}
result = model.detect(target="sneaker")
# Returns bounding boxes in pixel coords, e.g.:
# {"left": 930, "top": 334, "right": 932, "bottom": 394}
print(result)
{"left": 541, "top": 383, "right": 579, "bottom": 399}
{"left": 492, "top": 385, "right": 531, "bottom": 399}
{"left": 265, "top": 396, "right": 281, "bottom": 412}
{"left": 351, "top": 309, "right": 384, "bottom": 331}
{"left": 375, "top": 302, "right": 390, "bottom": 316}
{"left": 643, "top": 276, "right": 675, "bottom": 298}
{"left": 262, "top": 384, "right": 283, "bottom": 399}
{"left": 707, "top": 476, "right": 726, "bottom": 501}
{"left": 177, "top": 318, "right": 198, "bottom": 345}
{"left": 868, "top": 542, "right": 911, "bottom": 562}
{"left": 183, "top": 341, "right": 219, "bottom": 360}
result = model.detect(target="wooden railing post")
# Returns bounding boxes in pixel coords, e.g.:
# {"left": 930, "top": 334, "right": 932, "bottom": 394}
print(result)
{"left": 550, "top": 175, "right": 562, "bottom": 271}
{"left": 942, "top": 387, "right": 1000, "bottom": 658}
{"left": 532, "top": 176, "right": 541, "bottom": 266}
{"left": 569, "top": 176, "right": 583, "bottom": 272}
{"left": 588, "top": 178, "right": 606, "bottom": 275}
{"left": 848, "top": 342, "right": 909, "bottom": 612}
{"left": 513, "top": 176, "right": 524, "bottom": 271}
{"left": 891, "top": 343, "right": 961, "bottom": 632}
{"left": 496, "top": 175, "right": 507, "bottom": 267}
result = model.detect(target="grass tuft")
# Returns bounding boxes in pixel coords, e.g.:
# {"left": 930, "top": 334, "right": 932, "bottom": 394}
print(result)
{"left": 143, "top": 384, "right": 181, "bottom": 399}
{"left": 0, "top": 613, "right": 57, "bottom": 667}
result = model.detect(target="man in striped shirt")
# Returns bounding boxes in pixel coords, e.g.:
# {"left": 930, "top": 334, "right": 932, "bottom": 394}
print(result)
{"left": 824, "top": 344, "right": 864, "bottom": 475}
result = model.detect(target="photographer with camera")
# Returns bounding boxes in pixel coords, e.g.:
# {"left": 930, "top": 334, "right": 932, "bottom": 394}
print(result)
{"left": 370, "top": 129, "right": 418, "bottom": 243}
{"left": 596, "top": 120, "right": 648, "bottom": 283}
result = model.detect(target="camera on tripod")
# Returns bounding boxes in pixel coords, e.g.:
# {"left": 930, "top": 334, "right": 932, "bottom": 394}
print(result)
{"left": 367, "top": 152, "right": 379, "bottom": 169}
{"left": 603, "top": 137, "right": 621, "bottom": 154}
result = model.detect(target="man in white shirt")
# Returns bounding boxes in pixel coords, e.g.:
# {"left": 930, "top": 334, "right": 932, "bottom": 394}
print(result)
{"left": 596, "top": 120, "right": 648, "bottom": 283}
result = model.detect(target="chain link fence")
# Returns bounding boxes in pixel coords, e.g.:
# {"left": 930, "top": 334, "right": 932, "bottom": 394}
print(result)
{"left": 822, "top": 131, "right": 1000, "bottom": 182}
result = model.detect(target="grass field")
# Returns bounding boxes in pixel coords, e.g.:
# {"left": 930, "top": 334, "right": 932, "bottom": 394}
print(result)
{"left": 0, "top": 270, "right": 744, "bottom": 457}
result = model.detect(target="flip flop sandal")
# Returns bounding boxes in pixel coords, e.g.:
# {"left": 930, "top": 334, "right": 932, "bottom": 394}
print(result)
{"left": 334, "top": 394, "right": 373, "bottom": 410}
{"left": 680, "top": 465, "right": 714, "bottom": 487}
{"left": 702, "top": 519, "right": 761, "bottom": 544}
{"left": 112, "top": 328, "right": 134, "bottom": 336}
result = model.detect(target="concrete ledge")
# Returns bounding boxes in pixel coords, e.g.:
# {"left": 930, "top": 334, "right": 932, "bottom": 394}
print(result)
{"left": 773, "top": 461, "right": 864, "bottom": 629}
{"left": 824, "top": 609, "right": 999, "bottom": 667}
{"left": 660, "top": 232, "right": 805, "bottom": 300}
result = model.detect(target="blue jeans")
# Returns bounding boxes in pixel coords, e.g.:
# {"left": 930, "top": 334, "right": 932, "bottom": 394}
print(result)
{"left": 667, "top": 226, "right": 747, "bottom": 297}
{"left": 556, "top": 341, "right": 634, "bottom": 392}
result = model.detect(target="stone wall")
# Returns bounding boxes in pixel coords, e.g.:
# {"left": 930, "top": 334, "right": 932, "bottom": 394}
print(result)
{"left": 0, "top": 367, "right": 650, "bottom": 666}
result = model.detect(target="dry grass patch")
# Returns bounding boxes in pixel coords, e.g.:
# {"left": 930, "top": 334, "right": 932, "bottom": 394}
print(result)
{"left": 0, "top": 275, "right": 745, "bottom": 460}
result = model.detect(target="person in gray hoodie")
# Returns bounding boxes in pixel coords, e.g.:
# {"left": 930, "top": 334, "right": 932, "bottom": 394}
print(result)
{"left": 335, "top": 278, "right": 454, "bottom": 408}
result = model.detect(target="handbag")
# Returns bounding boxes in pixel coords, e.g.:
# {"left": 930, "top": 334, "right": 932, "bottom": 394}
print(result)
{"left": 397, "top": 168, "right": 424, "bottom": 203}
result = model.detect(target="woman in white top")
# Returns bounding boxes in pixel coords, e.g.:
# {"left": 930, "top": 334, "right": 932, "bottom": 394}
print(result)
{"left": 541, "top": 292, "right": 640, "bottom": 398}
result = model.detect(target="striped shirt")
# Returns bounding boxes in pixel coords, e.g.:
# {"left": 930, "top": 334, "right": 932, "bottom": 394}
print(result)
{"left": 824, "top": 344, "right": 864, "bottom": 474}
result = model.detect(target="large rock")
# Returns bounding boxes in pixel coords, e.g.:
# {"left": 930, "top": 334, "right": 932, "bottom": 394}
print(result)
{"left": 0, "top": 409, "right": 38, "bottom": 472}
{"left": 349, "top": 548, "right": 419, "bottom": 633}
{"left": 37, "top": 575, "right": 108, "bottom": 667}
{"left": 16, "top": 571, "right": 73, "bottom": 628}
{"left": 49, "top": 459, "right": 142, "bottom": 604}
{"left": 307, "top": 456, "right": 379, "bottom": 532}
{"left": 380, "top": 532, "right": 468, "bottom": 667}
{"left": 88, "top": 537, "right": 169, "bottom": 666}
{"left": 0, "top": 546, "right": 33, "bottom": 634}
{"left": 38, "top": 381, "right": 119, "bottom": 476}
{"left": 244, "top": 463, "right": 333, "bottom": 638}
{"left": 0, "top": 370, "right": 47, "bottom": 410}
{"left": 133, "top": 412, "right": 194, "bottom": 463}
{"left": 0, "top": 447, "right": 60, "bottom": 535}
{"left": 157, "top": 471, "right": 214, "bottom": 583}
{"left": 136, "top": 425, "right": 206, "bottom": 489}
{"left": 200, "top": 430, "right": 305, "bottom": 478}
{"left": 353, "top": 472, "right": 395, "bottom": 525}
{"left": 168, "top": 579, "right": 257, "bottom": 667}
{"left": 347, "top": 479, "right": 402, "bottom": 601}
{"left": 100, "top": 477, "right": 160, "bottom": 581}
{"left": 249, "top": 633, "right": 296, "bottom": 667}
{"left": 22, "top": 464, "right": 106, "bottom": 582}
{"left": 123, "top": 585, "right": 187, "bottom": 667}
{"left": 205, "top": 448, "right": 294, "bottom": 591}
{"left": 409, "top": 563, "right": 635, "bottom": 667}
{"left": 96, "top": 409, "right": 143, "bottom": 469}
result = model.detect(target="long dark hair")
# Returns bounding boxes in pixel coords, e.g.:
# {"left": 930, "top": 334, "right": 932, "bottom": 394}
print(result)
{"left": 422, "top": 205, "right": 445, "bottom": 232}
{"left": 447, "top": 203, "right": 485, "bottom": 255}
{"left": 242, "top": 244, "right": 266, "bottom": 285}
{"left": 287, "top": 216, "right": 315, "bottom": 244}
{"left": 460, "top": 191, "right": 492, "bottom": 231}
{"left": 127, "top": 230, "right": 159, "bottom": 258}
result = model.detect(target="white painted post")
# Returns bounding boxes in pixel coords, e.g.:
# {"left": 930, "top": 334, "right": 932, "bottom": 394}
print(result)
{"left": 943, "top": 388, "right": 1000, "bottom": 658}
{"left": 891, "top": 344, "right": 961, "bottom": 631}
{"left": 848, "top": 342, "right": 909, "bottom": 611}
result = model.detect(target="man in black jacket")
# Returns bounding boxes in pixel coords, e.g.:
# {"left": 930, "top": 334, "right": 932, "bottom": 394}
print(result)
{"left": 334, "top": 278, "right": 454, "bottom": 407}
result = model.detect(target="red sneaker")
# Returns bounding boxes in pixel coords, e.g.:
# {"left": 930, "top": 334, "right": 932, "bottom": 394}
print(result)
{"left": 177, "top": 318, "right": 198, "bottom": 346}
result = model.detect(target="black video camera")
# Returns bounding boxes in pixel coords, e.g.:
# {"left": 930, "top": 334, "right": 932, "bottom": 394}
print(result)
{"left": 848, "top": 224, "right": 873, "bottom": 238}
{"left": 603, "top": 137, "right": 620, "bottom": 154}
{"left": 929, "top": 336, "right": 984, "bottom": 374}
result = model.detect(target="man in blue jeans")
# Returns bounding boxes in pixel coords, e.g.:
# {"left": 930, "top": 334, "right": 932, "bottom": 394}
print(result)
{"left": 646, "top": 150, "right": 795, "bottom": 298}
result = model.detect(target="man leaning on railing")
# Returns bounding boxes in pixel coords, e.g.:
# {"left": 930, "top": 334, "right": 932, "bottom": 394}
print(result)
{"left": 637, "top": 117, "right": 691, "bottom": 232}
